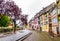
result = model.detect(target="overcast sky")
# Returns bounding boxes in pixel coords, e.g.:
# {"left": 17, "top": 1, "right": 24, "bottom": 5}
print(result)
{"left": 13, "top": 0, "right": 56, "bottom": 22}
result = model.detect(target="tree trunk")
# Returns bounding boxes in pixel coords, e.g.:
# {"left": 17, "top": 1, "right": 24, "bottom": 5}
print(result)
{"left": 13, "top": 19, "right": 16, "bottom": 33}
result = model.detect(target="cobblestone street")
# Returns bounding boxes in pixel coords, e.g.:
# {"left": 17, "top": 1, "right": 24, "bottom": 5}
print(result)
{"left": 24, "top": 30, "right": 60, "bottom": 41}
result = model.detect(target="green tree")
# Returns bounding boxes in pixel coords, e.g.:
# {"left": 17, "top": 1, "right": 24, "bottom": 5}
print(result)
{"left": 0, "top": 15, "right": 10, "bottom": 27}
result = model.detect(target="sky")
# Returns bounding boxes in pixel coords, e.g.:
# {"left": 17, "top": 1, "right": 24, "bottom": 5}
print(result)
{"left": 13, "top": 0, "right": 56, "bottom": 22}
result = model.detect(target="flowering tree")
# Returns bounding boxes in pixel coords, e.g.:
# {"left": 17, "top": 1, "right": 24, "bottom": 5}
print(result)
{"left": 0, "top": 0, "right": 21, "bottom": 32}
{"left": 21, "top": 15, "right": 28, "bottom": 28}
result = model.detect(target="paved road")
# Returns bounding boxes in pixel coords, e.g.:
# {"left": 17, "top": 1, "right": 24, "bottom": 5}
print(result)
{"left": 0, "top": 30, "right": 31, "bottom": 41}
{"left": 24, "top": 30, "right": 60, "bottom": 41}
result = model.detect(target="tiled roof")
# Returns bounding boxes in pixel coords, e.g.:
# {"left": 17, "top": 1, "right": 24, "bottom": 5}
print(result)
{"left": 39, "top": 2, "right": 56, "bottom": 15}
{"left": 29, "top": 2, "right": 56, "bottom": 22}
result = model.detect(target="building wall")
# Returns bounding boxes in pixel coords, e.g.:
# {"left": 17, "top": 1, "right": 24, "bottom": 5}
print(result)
{"left": 40, "top": 13, "right": 49, "bottom": 32}
{"left": 34, "top": 18, "right": 38, "bottom": 30}
{"left": 38, "top": 17, "right": 40, "bottom": 31}
{"left": 51, "top": 7, "right": 58, "bottom": 35}
{"left": 41, "top": 14, "right": 46, "bottom": 31}
{"left": 44, "top": 13, "right": 49, "bottom": 32}
{"left": 57, "top": 0, "right": 60, "bottom": 34}
{"left": 29, "top": 21, "right": 34, "bottom": 30}
{"left": 40, "top": 15, "right": 44, "bottom": 31}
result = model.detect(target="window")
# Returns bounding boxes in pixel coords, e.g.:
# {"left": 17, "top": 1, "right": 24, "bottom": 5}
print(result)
{"left": 51, "top": 7, "right": 57, "bottom": 15}
{"left": 52, "top": 16, "right": 58, "bottom": 23}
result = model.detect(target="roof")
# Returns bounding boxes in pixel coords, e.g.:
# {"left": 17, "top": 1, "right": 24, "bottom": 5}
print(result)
{"left": 29, "top": 2, "right": 56, "bottom": 22}
{"left": 39, "top": 2, "right": 56, "bottom": 15}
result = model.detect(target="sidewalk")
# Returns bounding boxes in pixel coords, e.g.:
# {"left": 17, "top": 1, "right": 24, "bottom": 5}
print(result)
{"left": 0, "top": 30, "right": 32, "bottom": 41}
